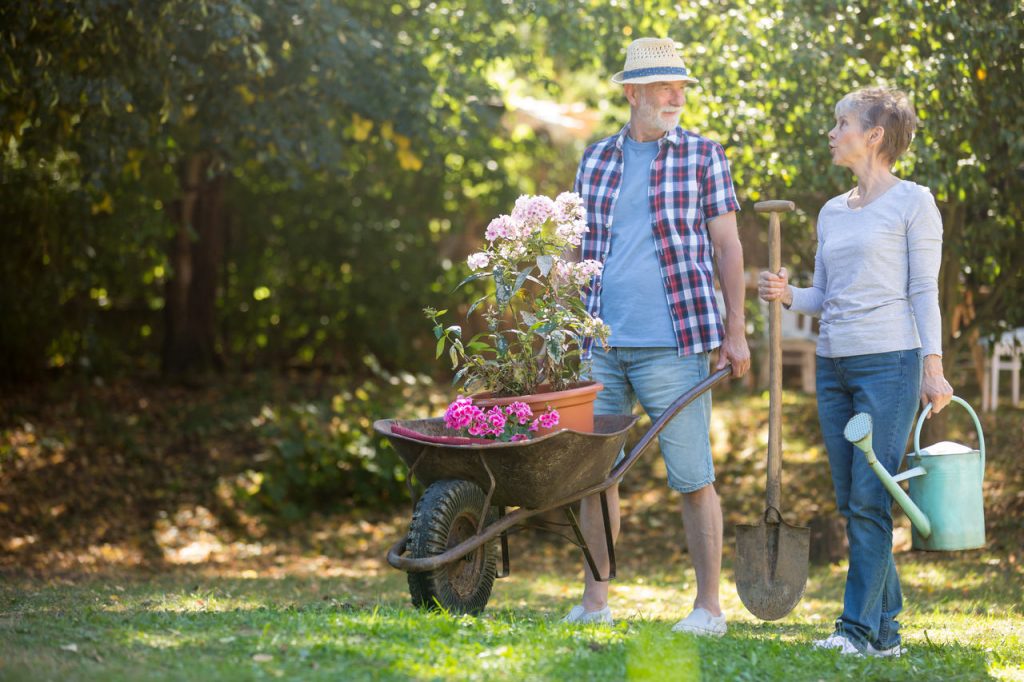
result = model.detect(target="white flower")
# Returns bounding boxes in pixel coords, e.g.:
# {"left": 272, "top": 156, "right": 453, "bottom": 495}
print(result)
{"left": 485, "top": 215, "right": 517, "bottom": 242}
{"left": 467, "top": 252, "right": 490, "bottom": 270}
{"left": 554, "top": 191, "right": 584, "bottom": 223}
{"left": 434, "top": 191, "right": 611, "bottom": 398}
{"left": 511, "top": 194, "right": 555, "bottom": 230}
{"left": 556, "top": 218, "right": 589, "bottom": 247}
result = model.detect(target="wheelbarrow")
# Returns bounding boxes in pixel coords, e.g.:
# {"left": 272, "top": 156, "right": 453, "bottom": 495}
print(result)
{"left": 374, "top": 365, "right": 732, "bottom": 615}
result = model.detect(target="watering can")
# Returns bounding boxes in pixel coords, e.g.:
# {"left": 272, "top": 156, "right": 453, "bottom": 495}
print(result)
{"left": 843, "top": 396, "right": 986, "bottom": 552}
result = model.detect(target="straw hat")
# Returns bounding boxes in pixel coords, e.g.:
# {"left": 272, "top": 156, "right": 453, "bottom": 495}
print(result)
{"left": 611, "top": 38, "right": 699, "bottom": 86}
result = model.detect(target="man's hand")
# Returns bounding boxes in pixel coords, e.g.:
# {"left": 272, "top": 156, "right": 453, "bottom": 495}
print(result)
{"left": 718, "top": 330, "right": 751, "bottom": 378}
{"left": 708, "top": 211, "right": 750, "bottom": 379}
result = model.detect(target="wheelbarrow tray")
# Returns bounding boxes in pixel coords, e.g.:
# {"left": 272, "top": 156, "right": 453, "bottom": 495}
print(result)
{"left": 373, "top": 414, "right": 639, "bottom": 510}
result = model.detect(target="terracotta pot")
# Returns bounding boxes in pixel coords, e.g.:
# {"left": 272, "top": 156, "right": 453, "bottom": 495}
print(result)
{"left": 472, "top": 381, "right": 604, "bottom": 436}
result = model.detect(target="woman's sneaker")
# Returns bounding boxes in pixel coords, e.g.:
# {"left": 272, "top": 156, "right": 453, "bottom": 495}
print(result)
{"left": 866, "top": 642, "right": 905, "bottom": 658}
{"left": 561, "top": 604, "right": 613, "bottom": 625}
{"left": 813, "top": 632, "right": 863, "bottom": 656}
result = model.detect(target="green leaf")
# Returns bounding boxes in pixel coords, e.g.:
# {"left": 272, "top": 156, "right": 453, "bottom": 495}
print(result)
{"left": 452, "top": 271, "right": 492, "bottom": 293}
{"left": 511, "top": 265, "right": 535, "bottom": 296}
{"left": 467, "top": 294, "right": 490, "bottom": 317}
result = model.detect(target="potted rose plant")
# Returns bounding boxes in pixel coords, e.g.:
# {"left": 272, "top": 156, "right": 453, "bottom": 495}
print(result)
{"left": 425, "top": 191, "right": 611, "bottom": 436}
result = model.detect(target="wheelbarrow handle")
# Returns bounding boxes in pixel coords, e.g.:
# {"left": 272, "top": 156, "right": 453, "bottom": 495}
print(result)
{"left": 609, "top": 364, "right": 733, "bottom": 481}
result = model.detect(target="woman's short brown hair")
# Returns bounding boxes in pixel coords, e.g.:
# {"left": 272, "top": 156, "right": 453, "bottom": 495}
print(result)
{"left": 836, "top": 87, "right": 919, "bottom": 164}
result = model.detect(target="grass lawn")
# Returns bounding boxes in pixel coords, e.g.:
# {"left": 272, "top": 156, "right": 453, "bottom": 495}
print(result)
{"left": 2, "top": 384, "right": 1021, "bottom": 680}
{"left": 1, "top": 550, "right": 1021, "bottom": 681}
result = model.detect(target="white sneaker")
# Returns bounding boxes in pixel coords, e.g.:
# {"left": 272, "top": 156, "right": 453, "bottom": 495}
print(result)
{"left": 813, "top": 632, "right": 863, "bottom": 656}
{"left": 561, "top": 604, "right": 613, "bottom": 625}
{"left": 866, "top": 642, "right": 905, "bottom": 658}
{"left": 671, "top": 608, "right": 727, "bottom": 637}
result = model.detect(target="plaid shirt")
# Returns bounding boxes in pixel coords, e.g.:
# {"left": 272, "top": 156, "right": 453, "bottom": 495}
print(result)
{"left": 574, "top": 124, "right": 740, "bottom": 357}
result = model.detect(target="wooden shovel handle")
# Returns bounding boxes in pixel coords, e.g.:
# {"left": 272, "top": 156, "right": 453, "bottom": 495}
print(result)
{"left": 756, "top": 200, "right": 794, "bottom": 511}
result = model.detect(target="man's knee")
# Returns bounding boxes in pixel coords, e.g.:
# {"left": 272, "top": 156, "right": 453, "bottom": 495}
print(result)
{"left": 681, "top": 482, "right": 718, "bottom": 506}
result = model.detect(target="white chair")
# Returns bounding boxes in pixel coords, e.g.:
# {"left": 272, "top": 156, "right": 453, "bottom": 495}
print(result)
{"left": 755, "top": 301, "right": 819, "bottom": 393}
{"left": 780, "top": 307, "right": 818, "bottom": 393}
{"left": 984, "top": 329, "right": 1024, "bottom": 411}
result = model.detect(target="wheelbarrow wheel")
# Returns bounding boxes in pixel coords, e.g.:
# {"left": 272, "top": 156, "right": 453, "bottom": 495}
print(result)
{"left": 407, "top": 479, "right": 498, "bottom": 615}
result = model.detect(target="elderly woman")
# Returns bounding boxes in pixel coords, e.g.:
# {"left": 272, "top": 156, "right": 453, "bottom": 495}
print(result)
{"left": 759, "top": 87, "right": 954, "bottom": 657}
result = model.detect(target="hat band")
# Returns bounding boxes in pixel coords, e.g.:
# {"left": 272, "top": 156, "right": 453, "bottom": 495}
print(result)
{"left": 620, "top": 66, "right": 690, "bottom": 79}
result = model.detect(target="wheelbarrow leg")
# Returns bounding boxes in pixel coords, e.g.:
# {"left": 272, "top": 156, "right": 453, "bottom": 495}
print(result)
{"left": 478, "top": 453, "right": 510, "bottom": 579}
{"left": 600, "top": 491, "right": 617, "bottom": 581}
{"left": 404, "top": 446, "right": 429, "bottom": 508}
{"left": 497, "top": 506, "right": 510, "bottom": 579}
{"left": 564, "top": 490, "right": 616, "bottom": 582}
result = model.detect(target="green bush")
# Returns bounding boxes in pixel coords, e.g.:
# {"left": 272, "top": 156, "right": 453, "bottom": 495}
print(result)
{"left": 238, "top": 370, "right": 442, "bottom": 522}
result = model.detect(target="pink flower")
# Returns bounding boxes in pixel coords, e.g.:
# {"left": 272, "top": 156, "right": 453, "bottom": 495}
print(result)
{"left": 504, "top": 401, "right": 534, "bottom": 425}
{"left": 510, "top": 433, "right": 529, "bottom": 442}
{"left": 534, "top": 408, "right": 560, "bottom": 431}
{"left": 485, "top": 406, "right": 507, "bottom": 436}
{"left": 444, "top": 397, "right": 481, "bottom": 431}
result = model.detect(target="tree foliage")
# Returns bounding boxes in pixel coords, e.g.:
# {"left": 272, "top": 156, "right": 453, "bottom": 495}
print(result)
{"left": 1, "top": 0, "right": 1021, "bottom": 384}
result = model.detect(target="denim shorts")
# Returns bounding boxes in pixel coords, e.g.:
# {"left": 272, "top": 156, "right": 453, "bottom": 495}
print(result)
{"left": 589, "top": 347, "right": 713, "bottom": 493}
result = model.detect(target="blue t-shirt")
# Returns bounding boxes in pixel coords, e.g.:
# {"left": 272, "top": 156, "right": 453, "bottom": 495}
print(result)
{"left": 600, "top": 136, "right": 677, "bottom": 347}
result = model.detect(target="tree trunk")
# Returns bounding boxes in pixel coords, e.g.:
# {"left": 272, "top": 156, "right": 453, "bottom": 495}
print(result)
{"left": 162, "top": 153, "right": 227, "bottom": 377}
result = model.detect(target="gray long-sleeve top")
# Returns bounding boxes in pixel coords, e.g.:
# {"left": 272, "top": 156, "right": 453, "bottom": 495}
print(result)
{"left": 788, "top": 180, "right": 943, "bottom": 358}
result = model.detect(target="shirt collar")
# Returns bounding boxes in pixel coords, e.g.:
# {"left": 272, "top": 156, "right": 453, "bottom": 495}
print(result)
{"left": 614, "top": 124, "right": 683, "bottom": 150}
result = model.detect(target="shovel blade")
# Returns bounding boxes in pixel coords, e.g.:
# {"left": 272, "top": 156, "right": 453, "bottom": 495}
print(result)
{"left": 735, "top": 518, "right": 810, "bottom": 621}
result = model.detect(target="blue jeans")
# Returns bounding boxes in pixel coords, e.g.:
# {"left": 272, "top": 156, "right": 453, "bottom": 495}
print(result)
{"left": 816, "top": 349, "right": 922, "bottom": 651}
{"left": 590, "top": 347, "right": 713, "bottom": 493}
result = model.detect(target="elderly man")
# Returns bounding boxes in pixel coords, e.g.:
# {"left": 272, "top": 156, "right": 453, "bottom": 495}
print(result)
{"left": 563, "top": 37, "right": 750, "bottom": 635}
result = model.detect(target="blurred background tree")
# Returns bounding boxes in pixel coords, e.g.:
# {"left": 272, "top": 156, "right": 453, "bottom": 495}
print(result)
{"left": 2, "top": 0, "right": 1021, "bottom": 384}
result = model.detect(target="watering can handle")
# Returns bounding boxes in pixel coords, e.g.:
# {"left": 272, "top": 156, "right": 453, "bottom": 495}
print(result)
{"left": 913, "top": 396, "right": 985, "bottom": 480}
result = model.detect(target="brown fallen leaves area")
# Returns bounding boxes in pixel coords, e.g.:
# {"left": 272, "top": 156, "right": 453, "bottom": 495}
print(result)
{"left": 0, "top": 376, "right": 1020, "bottom": 581}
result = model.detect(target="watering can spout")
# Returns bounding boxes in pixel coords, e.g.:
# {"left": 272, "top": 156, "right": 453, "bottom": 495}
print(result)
{"left": 843, "top": 413, "right": 933, "bottom": 538}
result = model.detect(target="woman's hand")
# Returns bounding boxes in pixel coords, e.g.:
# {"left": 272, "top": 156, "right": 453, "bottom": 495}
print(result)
{"left": 921, "top": 354, "right": 954, "bottom": 416}
{"left": 758, "top": 267, "right": 793, "bottom": 306}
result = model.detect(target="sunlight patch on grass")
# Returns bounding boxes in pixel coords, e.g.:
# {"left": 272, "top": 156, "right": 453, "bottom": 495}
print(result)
{"left": 624, "top": 624, "right": 700, "bottom": 681}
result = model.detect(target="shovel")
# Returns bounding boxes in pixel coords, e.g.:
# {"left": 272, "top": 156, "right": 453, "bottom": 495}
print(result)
{"left": 734, "top": 200, "right": 810, "bottom": 621}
